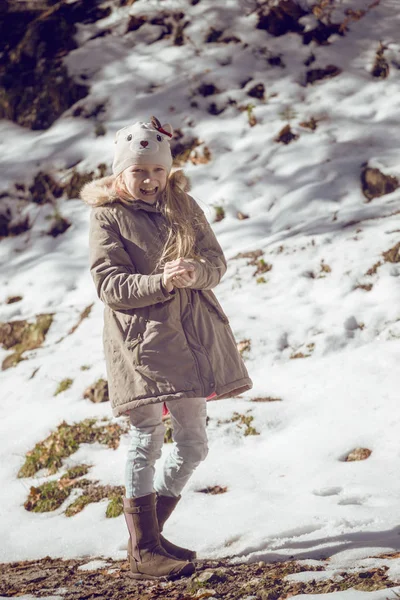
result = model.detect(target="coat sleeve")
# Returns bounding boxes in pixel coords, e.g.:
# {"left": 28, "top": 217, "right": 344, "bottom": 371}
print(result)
{"left": 184, "top": 196, "right": 227, "bottom": 290}
{"left": 89, "top": 208, "right": 176, "bottom": 310}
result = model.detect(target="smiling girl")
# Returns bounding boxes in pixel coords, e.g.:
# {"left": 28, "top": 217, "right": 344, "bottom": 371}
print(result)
{"left": 80, "top": 117, "right": 253, "bottom": 581}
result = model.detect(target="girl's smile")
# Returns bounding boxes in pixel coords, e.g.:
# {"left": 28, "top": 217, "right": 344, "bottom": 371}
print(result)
{"left": 122, "top": 164, "right": 168, "bottom": 204}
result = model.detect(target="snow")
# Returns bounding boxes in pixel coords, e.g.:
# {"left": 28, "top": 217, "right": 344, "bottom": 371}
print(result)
{"left": 290, "top": 586, "right": 400, "bottom": 600}
{"left": 77, "top": 559, "right": 110, "bottom": 571}
{"left": 1, "top": 0, "right": 400, "bottom": 594}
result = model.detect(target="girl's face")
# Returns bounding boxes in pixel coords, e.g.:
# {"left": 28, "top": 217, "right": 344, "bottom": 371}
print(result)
{"left": 122, "top": 164, "right": 168, "bottom": 203}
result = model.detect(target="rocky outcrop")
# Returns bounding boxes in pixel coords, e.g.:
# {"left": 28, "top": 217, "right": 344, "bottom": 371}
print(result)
{"left": 0, "top": 1, "right": 110, "bottom": 130}
{"left": 361, "top": 166, "right": 399, "bottom": 201}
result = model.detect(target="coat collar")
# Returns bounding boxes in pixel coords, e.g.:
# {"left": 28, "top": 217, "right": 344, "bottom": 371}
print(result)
{"left": 124, "top": 197, "right": 162, "bottom": 213}
{"left": 80, "top": 175, "right": 163, "bottom": 212}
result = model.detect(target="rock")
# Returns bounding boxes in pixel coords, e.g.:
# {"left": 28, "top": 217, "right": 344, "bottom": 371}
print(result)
{"left": 6, "top": 296, "right": 23, "bottom": 304}
{"left": 197, "top": 571, "right": 217, "bottom": 584}
{"left": 257, "top": 0, "right": 306, "bottom": 36}
{"left": 361, "top": 166, "right": 399, "bottom": 201}
{"left": 345, "top": 447, "right": 372, "bottom": 461}
{"left": 195, "top": 590, "right": 217, "bottom": 599}
{"left": 29, "top": 172, "right": 63, "bottom": 204}
{"left": 305, "top": 65, "right": 342, "bottom": 85}
{"left": 205, "top": 28, "right": 223, "bottom": 43}
{"left": 7, "top": 216, "right": 31, "bottom": 237}
{"left": 275, "top": 124, "right": 299, "bottom": 144}
{"left": 172, "top": 133, "right": 202, "bottom": 167}
{"left": 83, "top": 379, "right": 109, "bottom": 403}
{"left": 126, "top": 15, "right": 147, "bottom": 32}
{"left": 0, "top": 0, "right": 111, "bottom": 130}
{"left": 303, "top": 22, "right": 343, "bottom": 45}
{"left": 47, "top": 215, "right": 71, "bottom": 238}
{"left": 247, "top": 83, "right": 265, "bottom": 100}
{"left": 197, "top": 83, "right": 219, "bottom": 97}
{"left": 268, "top": 55, "right": 285, "bottom": 68}
{"left": 383, "top": 242, "right": 400, "bottom": 264}
{"left": 208, "top": 102, "right": 225, "bottom": 115}
{"left": 371, "top": 43, "right": 390, "bottom": 79}
{"left": 197, "top": 569, "right": 226, "bottom": 584}
{"left": 0, "top": 53, "right": 88, "bottom": 131}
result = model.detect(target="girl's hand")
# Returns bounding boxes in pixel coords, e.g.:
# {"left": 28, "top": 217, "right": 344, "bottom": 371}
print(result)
{"left": 172, "top": 267, "right": 198, "bottom": 288}
{"left": 171, "top": 260, "right": 198, "bottom": 288}
{"left": 162, "top": 259, "right": 196, "bottom": 292}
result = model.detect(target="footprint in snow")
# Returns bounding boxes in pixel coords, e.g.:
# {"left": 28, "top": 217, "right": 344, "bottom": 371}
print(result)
{"left": 337, "top": 496, "right": 366, "bottom": 506}
{"left": 312, "top": 486, "right": 343, "bottom": 497}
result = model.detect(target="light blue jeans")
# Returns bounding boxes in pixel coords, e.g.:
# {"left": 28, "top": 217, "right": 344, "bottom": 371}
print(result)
{"left": 125, "top": 397, "right": 208, "bottom": 498}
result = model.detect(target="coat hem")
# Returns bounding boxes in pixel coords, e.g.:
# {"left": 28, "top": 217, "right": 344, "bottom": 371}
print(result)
{"left": 213, "top": 377, "right": 253, "bottom": 401}
{"left": 111, "top": 376, "right": 253, "bottom": 416}
{"left": 111, "top": 388, "right": 200, "bottom": 416}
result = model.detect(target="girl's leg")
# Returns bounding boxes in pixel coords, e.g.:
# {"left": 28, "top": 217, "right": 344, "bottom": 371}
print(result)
{"left": 125, "top": 403, "right": 165, "bottom": 498}
{"left": 154, "top": 397, "right": 208, "bottom": 498}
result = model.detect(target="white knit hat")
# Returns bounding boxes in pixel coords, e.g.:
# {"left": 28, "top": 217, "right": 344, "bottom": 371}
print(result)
{"left": 112, "top": 116, "right": 174, "bottom": 177}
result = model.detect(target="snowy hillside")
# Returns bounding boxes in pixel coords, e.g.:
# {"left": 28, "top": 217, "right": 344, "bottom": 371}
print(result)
{"left": 1, "top": 0, "right": 400, "bottom": 598}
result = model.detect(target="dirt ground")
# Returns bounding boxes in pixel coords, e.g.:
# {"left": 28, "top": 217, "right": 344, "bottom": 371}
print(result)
{"left": 1, "top": 553, "right": 400, "bottom": 600}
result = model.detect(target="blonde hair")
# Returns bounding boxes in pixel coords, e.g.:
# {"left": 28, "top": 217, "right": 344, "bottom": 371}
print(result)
{"left": 112, "top": 169, "right": 205, "bottom": 273}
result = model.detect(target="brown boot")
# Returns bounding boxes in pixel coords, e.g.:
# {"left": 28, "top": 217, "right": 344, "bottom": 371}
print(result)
{"left": 156, "top": 493, "right": 197, "bottom": 561}
{"left": 123, "top": 493, "right": 195, "bottom": 580}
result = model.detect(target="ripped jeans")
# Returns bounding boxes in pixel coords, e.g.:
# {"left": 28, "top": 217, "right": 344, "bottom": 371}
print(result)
{"left": 125, "top": 397, "right": 208, "bottom": 499}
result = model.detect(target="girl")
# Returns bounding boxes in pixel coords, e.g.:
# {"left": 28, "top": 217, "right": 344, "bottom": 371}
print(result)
{"left": 80, "top": 117, "right": 253, "bottom": 580}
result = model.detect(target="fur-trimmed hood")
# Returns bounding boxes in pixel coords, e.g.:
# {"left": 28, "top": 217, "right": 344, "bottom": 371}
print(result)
{"left": 79, "top": 171, "right": 191, "bottom": 208}
{"left": 80, "top": 175, "right": 117, "bottom": 207}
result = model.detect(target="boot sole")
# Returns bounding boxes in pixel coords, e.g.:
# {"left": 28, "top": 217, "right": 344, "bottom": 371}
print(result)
{"left": 127, "top": 562, "right": 195, "bottom": 581}
{"left": 160, "top": 536, "right": 197, "bottom": 561}
{"left": 127, "top": 572, "right": 166, "bottom": 581}
{"left": 162, "top": 548, "right": 197, "bottom": 561}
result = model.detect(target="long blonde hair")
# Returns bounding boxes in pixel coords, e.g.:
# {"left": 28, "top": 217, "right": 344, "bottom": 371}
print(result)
{"left": 112, "top": 169, "right": 205, "bottom": 273}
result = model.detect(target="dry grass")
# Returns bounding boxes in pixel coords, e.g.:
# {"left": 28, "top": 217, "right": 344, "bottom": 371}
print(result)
{"left": 18, "top": 418, "right": 129, "bottom": 478}
{"left": 24, "top": 464, "right": 124, "bottom": 518}
{"left": 54, "top": 378, "right": 73, "bottom": 396}
{"left": 237, "top": 339, "right": 251, "bottom": 356}
{"left": 354, "top": 283, "right": 373, "bottom": 292}
{"left": 218, "top": 411, "right": 260, "bottom": 437}
{"left": 196, "top": 486, "right": 227, "bottom": 495}
{"left": 0, "top": 313, "right": 53, "bottom": 370}
{"left": 83, "top": 379, "right": 109, "bottom": 403}
{"left": 251, "top": 396, "right": 282, "bottom": 402}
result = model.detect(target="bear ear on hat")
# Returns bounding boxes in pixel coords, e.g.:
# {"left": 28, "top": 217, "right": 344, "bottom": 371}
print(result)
{"left": 161, "top": 123, "right": 173, "bottom": 137}
{"left": 114, "top": 126, "right": 129, "bottom": 144}
{"left": 150, "top": 116, "right": 173, "bottom": 138}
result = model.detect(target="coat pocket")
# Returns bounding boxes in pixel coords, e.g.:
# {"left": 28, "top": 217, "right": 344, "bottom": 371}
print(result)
{"left": 127, "top": 332, "right": 143, "bottom": 365}
{"left": 200, "top": 290, "right": 230, "bottom": 324}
